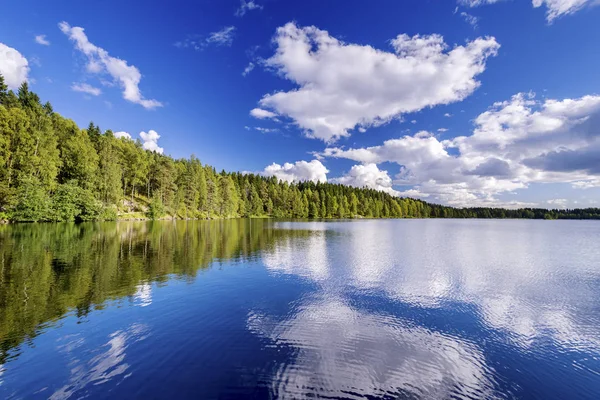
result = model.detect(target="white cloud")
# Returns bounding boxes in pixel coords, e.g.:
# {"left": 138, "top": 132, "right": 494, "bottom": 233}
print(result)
{"left": 572, "top": 179, "right": 600, "bottom": 189}
{"left": 460, "top": 12, "right": 480, "bottom": 28}
{"left": 207, "top": 26, "right": 236, "bottom": 47}
{"left": 35, "top": 34, "right": 50, "bottom": 46}
{"left": 460, "top": 0, "right": 598, "bottom": 22}
{"left": 438, "top": 128, "right": 449, "bottom": 133}
{"left": 532, "top": 0, "right": 597, "bottom": 22}
{"left": 253, "top": 23, "right": 499, "bottom": 142}
{"left": 59, "top": 22, "right": 162, "bottom": 109}
{"left": 547, "top": 198, "right": 568, "bottom": 208}
{"left": 444, "top": 113, "right": 453, "bottom": 117}
{"left": 114, "top": 131, "right": 132, "bottom": 140}
{"left": 0, "top": 43, "right": 30, "bottom": 89}
{"left": 29, "top": 56, "right": 41, "bottom": 67}
{"left": 322, "top": 92, "right": 600, "bottom": 206}
{"left": 71, "top": 82, "right": 102, "bottom": 96}
{"left": 175, "top": 27, "right": 237, "bottom": 51}
{"left": 242, "top": 62, "right": 255, "bottom": 76}
{"left": 459, "top": 0, "right": 504, "bottom": 6}
{"left": 331, "top": 164, "right": 399, "bottom": 195}
{"left": 254, "top": 127, "right": 278, "bottom": 133}
{"left": 235, "top": 0, "right": 263, "bottom": 17}
{"left": 250, "top": 108, "right": 278, "bottom": 119}
{"left": 262, "top": 160, "right": 328, "bottom": 183}
{"left": 140, "top": 130, "right": 164, "bottom": 154}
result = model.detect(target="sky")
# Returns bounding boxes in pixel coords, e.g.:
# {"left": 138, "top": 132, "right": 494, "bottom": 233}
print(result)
{"left": 1, "top": 0, "right": 599, "bottom": 209}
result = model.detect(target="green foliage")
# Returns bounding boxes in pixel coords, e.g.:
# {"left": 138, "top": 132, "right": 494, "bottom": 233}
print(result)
{"left": 0, "top": 73, "right": 599, "bottom": 223}
{"left": 49, "top": 182, "right": 102, "bottom": 222}
{"left": 99, "top": 204, "right": 118, "bottom": 221}
{"left": 9, "top": 176, "right": 50, "bottom": 222}
{"left": 147, "top": 196, "right": 165, "bottom": 220}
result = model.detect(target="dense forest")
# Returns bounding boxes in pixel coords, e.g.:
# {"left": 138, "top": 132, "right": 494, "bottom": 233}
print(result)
{"left": 1, "top": 74, "right": 599, "bottom": 222}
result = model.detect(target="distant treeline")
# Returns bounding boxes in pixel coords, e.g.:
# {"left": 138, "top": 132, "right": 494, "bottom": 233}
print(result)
{"left": 0, "top": 74, "right": 599, "bottom": 222}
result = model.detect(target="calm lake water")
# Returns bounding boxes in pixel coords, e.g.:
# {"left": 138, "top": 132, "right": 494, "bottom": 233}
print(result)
{"left": 1, "top": 219, "right": 599, "bottom": 399}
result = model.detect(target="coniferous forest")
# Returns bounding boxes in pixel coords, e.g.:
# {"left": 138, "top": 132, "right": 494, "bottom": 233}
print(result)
{"left": 0, "top": 74, "right": 599, "bottom": 222}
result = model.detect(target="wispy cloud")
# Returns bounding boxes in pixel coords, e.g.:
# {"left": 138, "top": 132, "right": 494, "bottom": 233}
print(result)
{"left": 71, "top": 82, "right": 102, "bottom": 96}
{"left": 175, "top": 26, "right": 237, "bottom": 51}
{"left": 59, "top": 21, "right": 162, "bottom": 109}
{"left": 250, "top": 108, "right": 278, "bottom": 119}
{"left": 235, "top": 0, "right": 263, "bottom": 17}
{"left": 242, "top": 62, "right": 255, "bottom": 76}
{"left": 460, "top": 12, "right": 479, "bottom": 28}
{"left": 207, "top": 26, "right": 236, "bottom": 47}
{"left": 35, "top": 34, "right": 50, "bottom": 46}
{"left": 459, "top": 0, "right": 598, "bottom": 22}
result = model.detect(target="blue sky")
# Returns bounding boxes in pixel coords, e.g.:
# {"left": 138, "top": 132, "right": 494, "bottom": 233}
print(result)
{"left": 1, "top": 0, "right": 599, "bottom": 208}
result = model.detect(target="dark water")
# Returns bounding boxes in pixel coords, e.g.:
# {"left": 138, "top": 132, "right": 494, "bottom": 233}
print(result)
{"left": 1, "top": 220, "right": 599, "bottom": 399}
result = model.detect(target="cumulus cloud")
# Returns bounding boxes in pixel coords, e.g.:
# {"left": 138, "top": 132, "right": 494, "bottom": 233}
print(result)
{"left": 321, "top": 93, "right": 600, "bottom": 206}
{"left": 0, "top": 43, "right": 30, "bottom": 89}
{"left": 59, "top": 21, "right": 162, "bottom": 109}
{"left": 140, "top": 130, "right": 164, "bottom": 154}
{"left": 467, "top": 158, "right": 513, "bottom": 178}
{"left": 460, "top": 0, "right": 598, "bottom": 22}
{"left": 114, "top": 131, "right": 132, "bottom": 140}
{"left": 250, "top": 108, "right": 278, "bottom": 119}
{"left": 253, "top": 23, "right": 499, "bottom": 142}
{"left": 35, "top": 34, "right": 50, "bottom": 46}
{"left": 71, "top": 82, "right": 102, "bottom": 96}
{"left": 331, "top": 164, "right": 399, "bottom": 195}
{"left": 262, "top": 160, "right": 328, "bottom": 183}
{"left": 235, "top": 0, "right": 263, "bottom": 17}
{"left": 523, "top": 143, "right": 600, "bottom": 175}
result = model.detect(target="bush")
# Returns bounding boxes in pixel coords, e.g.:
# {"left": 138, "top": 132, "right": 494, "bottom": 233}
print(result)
{"left": 49, "top": 181, "right": 102, "bottom": 222}
{"left": 9, "top": 176, "right": 50, "bottom": 222}
{"left": 50, "top": 183, "right": 80, "bottom": 221}
{"left": 77, "top": 187, "right": 102, "bottom": 221}
{"left": 99, "top": 204, "right": 118, "bottom": 221}
{"left": 147, "top": 196, "right": 165, "bottom": 220}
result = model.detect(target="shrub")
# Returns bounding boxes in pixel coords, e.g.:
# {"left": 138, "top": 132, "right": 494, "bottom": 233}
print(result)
{"left": 147, "top": 196, "right": 165, "bottom": 220}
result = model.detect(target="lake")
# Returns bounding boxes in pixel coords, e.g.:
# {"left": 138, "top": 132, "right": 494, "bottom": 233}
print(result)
{"left": 0, "top": 219, "right": 599, "bottom": 399}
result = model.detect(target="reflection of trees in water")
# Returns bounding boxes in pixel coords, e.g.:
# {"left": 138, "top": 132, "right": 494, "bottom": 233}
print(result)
{"left": 0, "top": 220, "right": 312, "bottom": 364}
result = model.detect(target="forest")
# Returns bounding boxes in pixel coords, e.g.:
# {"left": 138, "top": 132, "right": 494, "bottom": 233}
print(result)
{"left": 1, "top": 74, "right": 599, "bottom": 222}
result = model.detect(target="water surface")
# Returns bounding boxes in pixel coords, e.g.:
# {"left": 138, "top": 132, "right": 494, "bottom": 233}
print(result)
{"left": 0, "top": 219, "right": 599, "bottom": 399}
